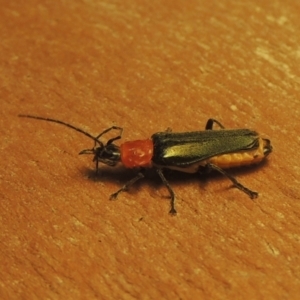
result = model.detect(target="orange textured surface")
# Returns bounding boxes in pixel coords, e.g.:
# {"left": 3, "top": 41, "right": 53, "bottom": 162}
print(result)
{"left": 1, "top": 1, "right": 300, "bottom": 299}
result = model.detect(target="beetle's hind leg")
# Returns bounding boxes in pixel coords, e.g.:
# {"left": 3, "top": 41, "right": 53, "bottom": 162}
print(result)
{"left": 110, "top": 171, "right": 145, "bottom": 200}
{"left": 156, "top": 168, "right": 177, "bottom": 215}
{"left": 205, "top": 119, "right": 225, "bottom": 130}
{"left": 205, "top": 163, "right": 258, "bottom": 199}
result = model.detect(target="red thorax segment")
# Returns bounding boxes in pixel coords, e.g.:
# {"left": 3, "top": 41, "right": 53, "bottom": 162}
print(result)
{"left": 120, "top": 139, "right": 154, "bottom": 168}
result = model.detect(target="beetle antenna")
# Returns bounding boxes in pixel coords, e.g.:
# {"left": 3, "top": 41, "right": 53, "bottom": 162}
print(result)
{"left": 18, "top": 114, "right": 100, "bottom": 144}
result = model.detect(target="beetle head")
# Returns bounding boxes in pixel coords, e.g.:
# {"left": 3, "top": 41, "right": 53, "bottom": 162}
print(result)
{"left": 79, "top": 142, "right": 121, "bottom": 168}
{"left": 79, "top": 126, "right": 123, "bottom": 172}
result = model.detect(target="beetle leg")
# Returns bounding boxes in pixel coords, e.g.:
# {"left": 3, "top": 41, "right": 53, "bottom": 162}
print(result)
{"left": 95, "top": 156, "right": 99, "bottom": 174}
{"left": 98, "top": 126, "right": 123, "bottom": 145}
{"left": 205, "top": 119, "right": 225, "bottom": 130}
{"left": 205, "top": 163, "right": 258, "bottom": 199}
{"left": 156, "top": 168, "right": 177, "bottom": 215}
{"left": 110, "top": 171, "right": 145, "bottom": 200}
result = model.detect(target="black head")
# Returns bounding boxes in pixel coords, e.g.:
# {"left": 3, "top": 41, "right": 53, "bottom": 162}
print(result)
{"left": 79, "top": 126, "right": 123, "bottom": 172}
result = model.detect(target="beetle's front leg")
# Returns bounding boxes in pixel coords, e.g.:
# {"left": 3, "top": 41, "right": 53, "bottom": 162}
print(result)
{"left": 110, "top": 170, "right": 145, "bottom": 200}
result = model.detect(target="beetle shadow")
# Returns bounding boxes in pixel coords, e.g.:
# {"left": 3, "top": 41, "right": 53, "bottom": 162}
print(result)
{"left": 78, "top": 159, "right": 271, "bottom": 196}
{"left": 80, "top": 165, "right": 140, "bottom": 184}
{"left": 78, "top": 166, "right": 190, "bottom": 200}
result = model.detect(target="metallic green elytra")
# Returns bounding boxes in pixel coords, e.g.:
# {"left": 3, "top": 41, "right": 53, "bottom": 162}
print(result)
{"left": 152, "top": 129, "right": 264, "bottom": 166}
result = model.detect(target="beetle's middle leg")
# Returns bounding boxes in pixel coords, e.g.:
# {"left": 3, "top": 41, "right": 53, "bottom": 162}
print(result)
{"left": 205, "top": 163, "right": 258, "bottom": 199}
{"left": 156, "top": 168, "right": 177, "bottom": 215}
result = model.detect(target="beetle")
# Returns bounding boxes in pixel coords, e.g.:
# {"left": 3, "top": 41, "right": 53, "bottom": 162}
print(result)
{"left": 18, "top": 115, "right": 272, "bottom": 214}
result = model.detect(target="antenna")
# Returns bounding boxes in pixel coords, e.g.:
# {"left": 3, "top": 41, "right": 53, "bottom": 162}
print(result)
{"left": 18, "top": 114, "right": 100, "bottom": 144}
